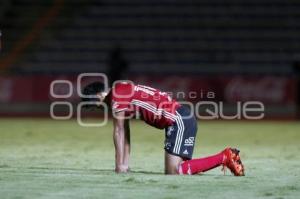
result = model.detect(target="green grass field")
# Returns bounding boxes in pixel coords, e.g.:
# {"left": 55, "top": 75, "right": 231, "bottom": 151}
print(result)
{"left": 0, "top": 118, "right": 300, "bottom": 199}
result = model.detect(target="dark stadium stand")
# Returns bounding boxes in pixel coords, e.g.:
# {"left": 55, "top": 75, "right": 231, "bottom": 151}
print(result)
{"left": 1, "top": 0, "right": 300, "bottom": 74}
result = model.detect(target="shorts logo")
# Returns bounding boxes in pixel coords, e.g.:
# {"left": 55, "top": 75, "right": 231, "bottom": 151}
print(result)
{"left": 183, "top": 149, "right": 189, "bottom": 155}
{"left": 167, "top": 126, "right": 174, "bottom": 137}
{"left": 184, "top": 137, "right": 194, "bottom": 146}
{"left": 165, "top": 142, "right": 171, "bottom": 150}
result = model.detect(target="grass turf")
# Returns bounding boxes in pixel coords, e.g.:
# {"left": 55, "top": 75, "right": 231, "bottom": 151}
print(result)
{"left": 0, "top": 118, "right": 300, "bottom": 199}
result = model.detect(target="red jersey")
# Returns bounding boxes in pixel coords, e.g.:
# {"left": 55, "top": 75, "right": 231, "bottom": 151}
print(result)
{"left": 110, "top": 82, "right": 180, "bottom": 129}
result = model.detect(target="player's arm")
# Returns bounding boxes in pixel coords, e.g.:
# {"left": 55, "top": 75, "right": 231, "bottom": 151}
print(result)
{"left": 123, "top": 119, "right": 130, "bottom": 168}
{"left": 113, "top": 111, "right": 128, "bottom": 173}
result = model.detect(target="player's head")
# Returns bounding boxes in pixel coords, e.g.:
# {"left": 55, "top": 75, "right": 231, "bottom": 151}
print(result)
{"left": 81, "top": 82, "right": 109, "bottom": 108}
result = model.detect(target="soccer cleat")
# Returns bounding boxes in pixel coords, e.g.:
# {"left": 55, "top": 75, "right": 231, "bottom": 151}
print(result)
{"left": 222, "top": 147, "right": 245, "bottom": 176}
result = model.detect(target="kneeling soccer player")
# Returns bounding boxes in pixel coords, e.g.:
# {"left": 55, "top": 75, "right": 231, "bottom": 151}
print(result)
{"left": 82, "top": 81, "right": 245, "bottom": 176}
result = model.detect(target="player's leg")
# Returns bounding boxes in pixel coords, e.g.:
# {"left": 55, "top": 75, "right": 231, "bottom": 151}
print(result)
{"left": 178, "top": 148, "right": 245, "bottom": 176}
{"left": 164, "top": 107, "right": 224, "bottom": 175}
{"left": 164, "top": 151, "right": 184, "bottom": 174}
{"left": 165, "top": 105, "right": 244, "bottom": 176}
{"left": 175, "top": 107, "right": 244, "bottom": 175}
{"left": 178, "top": 149, "right": 225, "bottom": 174}
{"left": 164, "top": 105, "right": 197, "bottom": 174}
{"left": 164, "top": 145, "right": 244, "bottom": 175}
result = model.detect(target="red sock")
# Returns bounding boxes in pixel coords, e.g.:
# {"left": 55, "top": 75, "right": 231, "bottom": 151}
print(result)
{"left": 178, "top": 152, "right": 224, "bottom": 175}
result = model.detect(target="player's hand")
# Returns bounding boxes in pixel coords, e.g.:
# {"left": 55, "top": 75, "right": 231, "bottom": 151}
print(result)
{"left": 115, "top": 165, "right": 129, "bottom": 173}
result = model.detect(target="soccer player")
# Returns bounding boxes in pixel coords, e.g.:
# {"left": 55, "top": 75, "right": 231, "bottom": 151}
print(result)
{"left": 82, "top": 81, "right": 245, "bottom": 175}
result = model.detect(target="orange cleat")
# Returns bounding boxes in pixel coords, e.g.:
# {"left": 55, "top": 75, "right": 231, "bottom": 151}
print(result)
{"left": 222, "top": 147, "right": 245, "bottom": 176}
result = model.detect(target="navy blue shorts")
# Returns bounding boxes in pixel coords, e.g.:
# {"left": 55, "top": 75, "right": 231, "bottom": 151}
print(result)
{"left": 164, "top": 105, "right": 198, "bottom": 160}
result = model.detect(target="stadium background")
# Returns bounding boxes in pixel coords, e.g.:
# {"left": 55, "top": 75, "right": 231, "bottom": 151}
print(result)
{"left": 0, "top": 0, "right": 299, "bottom": 119}
{"left": 0, "top": 1, "right": 300, "bottom": 199}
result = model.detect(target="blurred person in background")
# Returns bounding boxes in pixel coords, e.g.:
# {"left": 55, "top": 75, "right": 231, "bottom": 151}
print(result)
{"left": 107, "top": 45, "right": 129, "bottom": 86}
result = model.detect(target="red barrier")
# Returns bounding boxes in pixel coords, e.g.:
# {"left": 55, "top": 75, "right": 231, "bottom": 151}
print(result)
{"left": 130, "top": 75, "right": 297, "bottom": 105}
{"left": 0, "top": 75, "right": 297, "bottom": 119}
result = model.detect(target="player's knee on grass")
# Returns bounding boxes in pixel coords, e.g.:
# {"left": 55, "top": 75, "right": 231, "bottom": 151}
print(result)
{"left": 164, "top": 152, "right": 183, "bottom": 175}
{"left": 165, "top": 164, "right": 179, "bottom": 175}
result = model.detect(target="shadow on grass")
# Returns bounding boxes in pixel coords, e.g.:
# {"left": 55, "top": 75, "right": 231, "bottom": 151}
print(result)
{"left": 2, "top": 165, "right": 247, "bottom": 177}
{"left": 1, "top": 165, "right": 164, "bottom": 175}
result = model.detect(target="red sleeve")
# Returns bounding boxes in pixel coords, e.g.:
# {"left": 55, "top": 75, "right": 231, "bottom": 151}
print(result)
{"left": 111, "top": 82, "right": 134, "bottom": 113}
